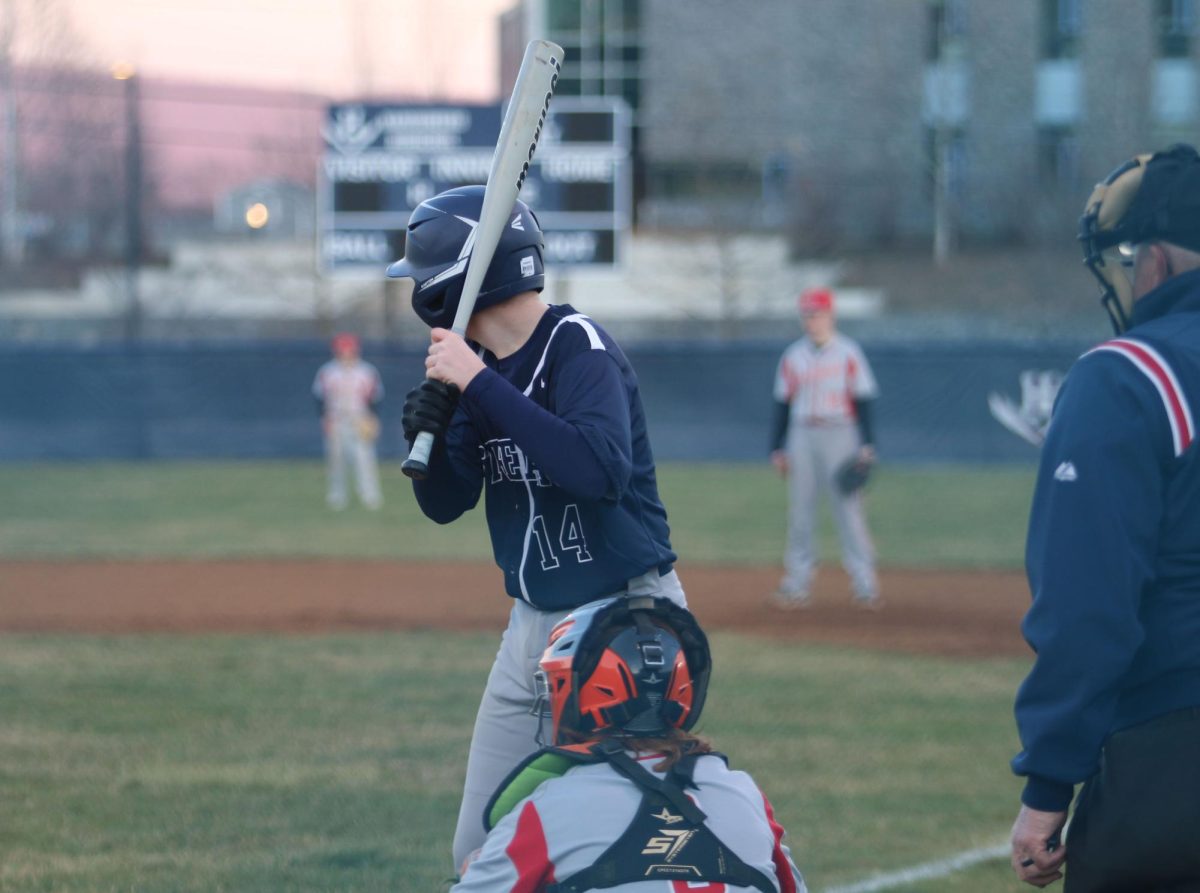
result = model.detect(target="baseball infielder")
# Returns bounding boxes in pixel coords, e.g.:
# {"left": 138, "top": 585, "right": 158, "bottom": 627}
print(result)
{"left": 312, "top": 332, "right": 383, "bottom": 510}
{"left": 770, "top": 288, "right": 880, "bottom": 608}
{"left": 388, "top": 186, "right": 687, "bottom": 872}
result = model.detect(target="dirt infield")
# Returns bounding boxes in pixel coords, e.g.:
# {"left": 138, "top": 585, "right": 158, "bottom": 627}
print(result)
{"left": 0, "top": 560, "right": 1030, "bottom": 658}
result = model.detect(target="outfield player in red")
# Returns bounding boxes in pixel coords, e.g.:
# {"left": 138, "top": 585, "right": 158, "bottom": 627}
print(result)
{"left": 312, "top": 332, "right": 383, "bottom": 510}
{"left": 1010, "top": 145, "right": 1200, "bottom": 890}
{"left": 769, "top": 288, "right": 880, "bottom": 609}
{"left": 389, "top": 186, "right": 686, "bottom": 872}
{"left": 451, "top": 595, "right": 807, "bottom": 892}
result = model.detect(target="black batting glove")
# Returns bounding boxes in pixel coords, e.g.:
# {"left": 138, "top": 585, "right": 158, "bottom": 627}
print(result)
{"left": 402, "top": 379, "right": 461, "bottom": 443}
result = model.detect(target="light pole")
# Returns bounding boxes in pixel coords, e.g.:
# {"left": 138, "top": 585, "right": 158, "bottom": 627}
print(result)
{"left": 113, "top": 62, "right": 142, "bottom": 340}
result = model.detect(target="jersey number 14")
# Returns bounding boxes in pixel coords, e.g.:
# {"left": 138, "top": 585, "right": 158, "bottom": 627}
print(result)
{"left": 531, "top": 503, "right": 593, "bottom": 570}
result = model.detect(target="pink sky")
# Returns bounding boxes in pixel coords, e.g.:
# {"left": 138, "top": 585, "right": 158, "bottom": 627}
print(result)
{"left": 24, "top": 0, "right": 516, "bottom": 101}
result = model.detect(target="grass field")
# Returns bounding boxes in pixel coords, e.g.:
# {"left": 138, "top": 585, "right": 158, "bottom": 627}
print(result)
{"left": 0, "top": 460, "right": 1036, "bottom": 567}
{"left": 0, "top": 632, "right": 1030, "bottom": 893}
{"left": 0, "top": 460, "right": 1040, "bottom": 891}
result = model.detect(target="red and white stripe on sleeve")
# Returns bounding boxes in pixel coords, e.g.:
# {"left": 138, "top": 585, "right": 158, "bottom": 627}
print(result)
{"left": 759, "top": 789, "right": 800, "bottom": 893}
{"left": 1087, "top": 338, "right": 1195, "bottom": 457}
{"left": 505, "top": 800, "right": 556, "bottom": 893}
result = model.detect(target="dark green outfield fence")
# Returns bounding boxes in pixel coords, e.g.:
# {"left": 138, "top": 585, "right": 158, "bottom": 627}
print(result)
{"left": 0, "top": 338, "right": 1089, "bottom": 463}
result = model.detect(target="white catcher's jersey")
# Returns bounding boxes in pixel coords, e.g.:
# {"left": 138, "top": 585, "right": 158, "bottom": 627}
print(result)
{"left": 774, "top": 334, "right": 877, "bottom": 426}
{"left": 312, "top": 359, "right": 383, "bottom": 420}
{"left": 451, "top": 752, "right": 807, "bottom": 893}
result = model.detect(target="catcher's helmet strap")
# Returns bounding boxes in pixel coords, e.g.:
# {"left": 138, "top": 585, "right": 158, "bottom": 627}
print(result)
{"left": 542, "top": 746, "right": 776, "bottom": 893}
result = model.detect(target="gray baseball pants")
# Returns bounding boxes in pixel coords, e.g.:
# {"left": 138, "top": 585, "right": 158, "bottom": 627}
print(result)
{"left": 324, "top": 418, "right": 381, "bottom": 509}
{"left": 781, "top": 421, "right": 878, "bottom": 601}
{"left": 450, "top": 569, "right": 687, "bottom": 870}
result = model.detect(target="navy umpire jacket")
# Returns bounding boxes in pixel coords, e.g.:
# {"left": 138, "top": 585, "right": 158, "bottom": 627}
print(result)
{"left": 1012, "top": 267, "right": 1200, "bottom": 812}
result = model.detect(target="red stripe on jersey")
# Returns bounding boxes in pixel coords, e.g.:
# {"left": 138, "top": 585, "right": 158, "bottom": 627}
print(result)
{"left": 845, "top": 355, "right": 858, "bottom": 416}
{"left": 672, "top": 882, "right": 727, "bottom": 891}
{"left": 760, "top": 788, "right": 799, "bottom": 893}
{"left": 506, "top": 801, "right": 556, "bottom": 893}
{"left": 1100, "top": 339, "right": 1194, "bottom": 455}
{"left": 783, "top": 358, "right": 801, "bottom": 402}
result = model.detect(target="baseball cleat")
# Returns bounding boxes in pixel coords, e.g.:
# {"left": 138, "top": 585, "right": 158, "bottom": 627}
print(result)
{"left": 772, "top": 589, "right": 812, "bottom": 610}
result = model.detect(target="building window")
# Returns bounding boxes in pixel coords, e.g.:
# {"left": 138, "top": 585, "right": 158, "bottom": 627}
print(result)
{"left": 648, "top": 161, "right": 759, "bottom": 200}
{"left": 1041, "top": 0, "right": 1082, "bottom": 59}
{"left": 1037, "top": 127, "right": 1080, "bottom": 187}
{"left": 545, "top": 0, "right": 643, "bottom": 111}
{"left": 1158, "top": 0, "right": 1196, "bottom": 58}
{"left": 927, "top": 0, "right": 967, "bottom": 61}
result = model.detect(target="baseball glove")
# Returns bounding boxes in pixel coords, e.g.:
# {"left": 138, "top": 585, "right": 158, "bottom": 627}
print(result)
{"left": 835, "top": 456, "right": 872, "bottom": 495}
{"left": 356, "top": 413, "right": 380, "bottom": 442}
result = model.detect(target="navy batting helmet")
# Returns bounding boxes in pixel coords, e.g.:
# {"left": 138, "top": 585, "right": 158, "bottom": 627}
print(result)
{"left": 385, "top": 185, "right": 545, "bottom": 329}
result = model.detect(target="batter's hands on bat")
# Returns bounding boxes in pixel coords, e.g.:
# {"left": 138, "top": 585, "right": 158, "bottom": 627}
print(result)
{"left": 402, "top": 379, "right": 460, "bottom": 443}
{"left": 771, "top": 449, "right": 789, "bottom": 478}
{"left": 425, "top": 328, "right": 486, "bottom": 391}
{"left": 1010, "top": 805, "right": 1067, "bottom": 888}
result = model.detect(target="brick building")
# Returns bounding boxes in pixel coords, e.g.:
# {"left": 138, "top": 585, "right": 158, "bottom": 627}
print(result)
{"left": 516, "top": 0, "right": 1200, "bottom": 250}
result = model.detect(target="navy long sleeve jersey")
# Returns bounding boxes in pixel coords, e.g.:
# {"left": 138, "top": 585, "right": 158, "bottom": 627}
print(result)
{"left": 412, "top": 304, "right": 676, "bottom": 610}
{"left": 1012, "top": 269, "right": 1200, "bottom": 812}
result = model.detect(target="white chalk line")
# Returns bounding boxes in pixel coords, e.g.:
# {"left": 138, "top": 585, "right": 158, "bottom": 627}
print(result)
{"left": 822, "top": 840, "right": 1010, "bottom": 893}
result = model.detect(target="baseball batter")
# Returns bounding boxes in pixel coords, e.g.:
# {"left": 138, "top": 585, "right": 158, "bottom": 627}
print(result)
{"left": 770, "top": 288, "right": 879, "bottom": 608}
{"left": 312, "top": 332, "right": 383, "bottom": 510}
{"left": 452, "top": 596, "right": 806, "bottom": 892}
{"left": 388, "top": 186, "right": 686, "bottom": 872}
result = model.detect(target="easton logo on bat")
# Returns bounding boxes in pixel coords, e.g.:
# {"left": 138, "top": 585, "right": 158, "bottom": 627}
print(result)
{"left": 515, "top": 55, "right": 560, "bottom": 192}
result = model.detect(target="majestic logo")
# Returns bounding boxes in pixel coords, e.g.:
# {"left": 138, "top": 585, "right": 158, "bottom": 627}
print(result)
{"left": 988, "top": 370, "right": 1064, "bottom": 447}
{"left": 1054, "top": 461, "right": 1078, "bottom": 482}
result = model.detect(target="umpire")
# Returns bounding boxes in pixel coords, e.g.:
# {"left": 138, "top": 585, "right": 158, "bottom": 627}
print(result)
{"left": 1010, "top": 144, "right": 1200, "bottom": 890}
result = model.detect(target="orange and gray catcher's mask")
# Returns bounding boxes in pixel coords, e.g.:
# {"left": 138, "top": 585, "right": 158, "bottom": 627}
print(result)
{"left": 532, "top": 595, "right": 711, "bottom": 748}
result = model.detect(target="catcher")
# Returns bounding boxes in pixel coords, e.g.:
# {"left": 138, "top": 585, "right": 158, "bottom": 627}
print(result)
{"left": 769, "top": 288, "right": 880, "bottom": 610}
{"left": 312, "top": 332, "right": 384, "bottom": 510}
{"left": 451, "top": 595, "right": 808, "bottom": 892}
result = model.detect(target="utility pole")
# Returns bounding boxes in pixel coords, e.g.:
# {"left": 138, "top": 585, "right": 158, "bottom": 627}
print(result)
{"left": 932, "top": 1, "right": 956, "bottom": 267}
{"left": 113, "top": 63, "right": 142, "bottom": 340}
{"left": 0, "top": 0, "right": 22, "bottom": 269}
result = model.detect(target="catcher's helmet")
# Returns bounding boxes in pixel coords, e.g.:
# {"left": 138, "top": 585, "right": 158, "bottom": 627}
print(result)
{"left": 534, "top": 596, "right": 711, "bottom": 747}
{"left": 385, "top": 185, "right": 545, "bottom": 329}
{"left": 1079, "top": 144, "right": 1200, "bottom": 333}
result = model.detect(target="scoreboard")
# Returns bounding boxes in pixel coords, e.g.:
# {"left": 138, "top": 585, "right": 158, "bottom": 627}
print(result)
{"left": 318, "top": 97, "right": 632, "bottom": 277}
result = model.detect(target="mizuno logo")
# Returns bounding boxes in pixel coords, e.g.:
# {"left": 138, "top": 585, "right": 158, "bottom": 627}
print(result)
{"left": 1054, "top": 461, "right": 1078, "bottom": 482}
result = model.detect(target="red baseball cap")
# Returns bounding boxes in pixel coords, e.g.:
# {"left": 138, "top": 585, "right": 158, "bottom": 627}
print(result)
{"left": 798, "top": 288, "right": 834, "bottom": 315}
{"left": 331, "top": 332, "right": 360, "bottom": 353}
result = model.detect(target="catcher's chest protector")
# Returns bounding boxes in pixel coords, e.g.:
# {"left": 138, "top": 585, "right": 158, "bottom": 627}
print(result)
{"left": 539, "top": 748, "right": 776, "bottom": 893}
